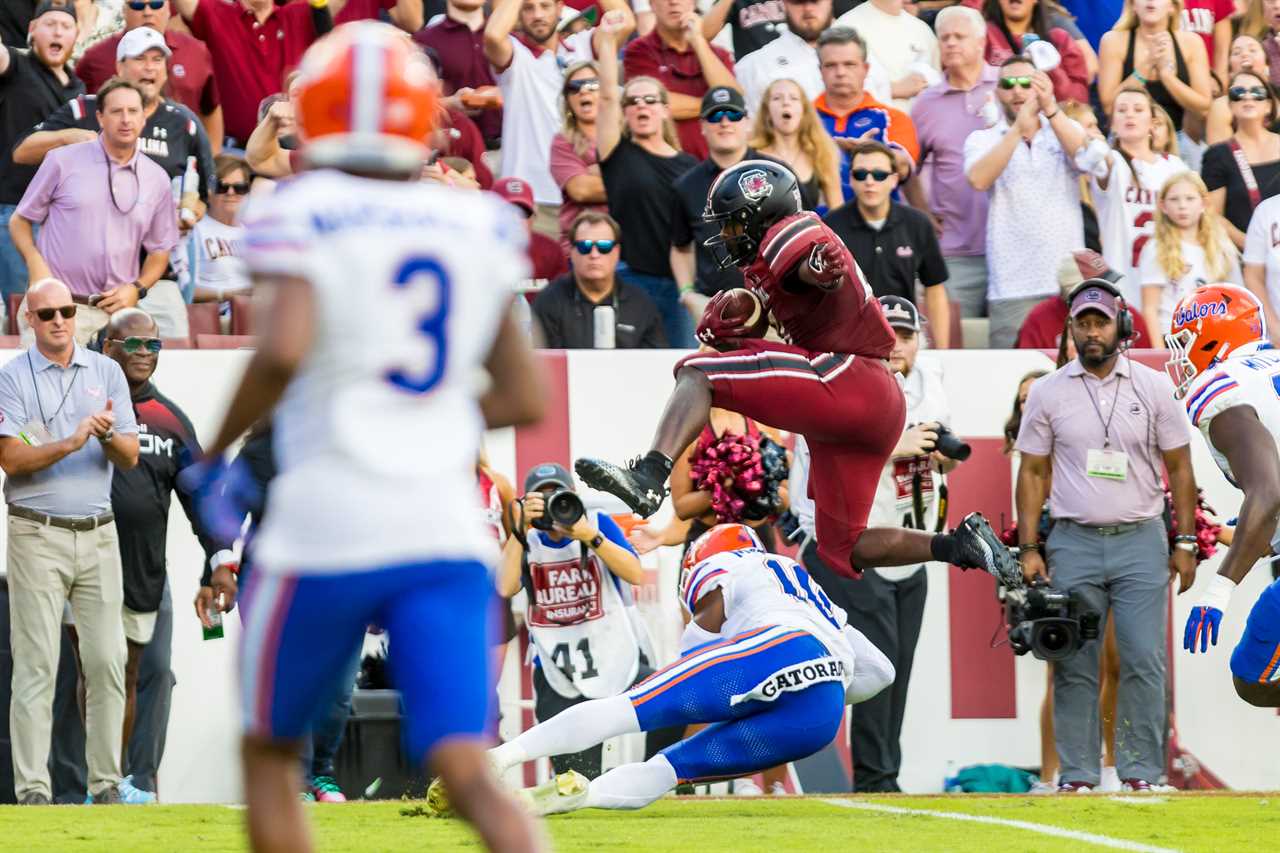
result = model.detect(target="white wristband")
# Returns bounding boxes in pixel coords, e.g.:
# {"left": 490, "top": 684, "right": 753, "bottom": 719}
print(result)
{"left": 1200, "top": 573, "right": 1237, "bottom": 613}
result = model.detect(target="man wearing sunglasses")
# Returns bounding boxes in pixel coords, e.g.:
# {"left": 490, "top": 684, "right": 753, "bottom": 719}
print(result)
{"left": 964, "top": 55, "right": 1087, "bottom": 349}
{"left": 532, "top": 211, "right": 665, "bottom": 348}
{"left": 672, "top": 87, "right": 778, "bottom": 320}
{"left": 0, "top": 277, "right": 139, "bottom": 806}
{"left": 102, "top": 308, "right": 219, "bottom": 804}
{"left": 74, "top": 0, "right": 224, "bottom": 153}
{"left": 823, "top": 140, "right": 950, "bottom": 346}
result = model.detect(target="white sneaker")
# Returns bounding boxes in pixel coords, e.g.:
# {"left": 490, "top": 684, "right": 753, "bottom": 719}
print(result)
{"left": 1098, "top": 766, "right": 1121, "bottom": 793}
{"left": 517, "top": 770, "right": 589, "bottom": 816}
{"left": 768, "top": 781, "right": 787, "bottom": 796}
{"left": 733, "top": 778, "right": 763, "bottom": 796}
{"left": 1028, "top": 780, "right": 1056, "bottom": 794}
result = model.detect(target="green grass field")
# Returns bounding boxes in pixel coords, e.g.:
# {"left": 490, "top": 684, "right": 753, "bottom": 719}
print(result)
{"left": 3, "top": 793, "right": 1278, "bottom": 852}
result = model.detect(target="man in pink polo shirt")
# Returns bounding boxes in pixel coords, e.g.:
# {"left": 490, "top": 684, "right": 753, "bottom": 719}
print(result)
{"left": 623, "top": 0, "right": 738, "bottom": 160}
{"left": 76, "top": 0, "right": 224, "bottom": 151}
{"left": 1015, "top": 280, "right": 1197, "bottom": 794}
{"left": 171, "top": 0, "right": 330, "bottom": 144}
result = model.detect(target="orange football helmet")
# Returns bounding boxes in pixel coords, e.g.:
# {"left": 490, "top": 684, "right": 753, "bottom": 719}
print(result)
{"left": 681, "top": 523, "right": 763, "bottom": 575}
{"left": 1165, "top": 284, "right": 1266, "bottom": 398}
{"left": 293, "top": 22, "right": 437, "bottom": 175}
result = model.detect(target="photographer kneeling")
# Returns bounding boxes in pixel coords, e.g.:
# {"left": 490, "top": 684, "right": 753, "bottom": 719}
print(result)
{"left": 497, "top": 463, "right": 661, "bottom": 780}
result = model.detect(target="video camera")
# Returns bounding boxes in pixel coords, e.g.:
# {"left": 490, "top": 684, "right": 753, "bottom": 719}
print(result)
{"left": 1000, "top": 578, "right": 1100, "bottom": 661}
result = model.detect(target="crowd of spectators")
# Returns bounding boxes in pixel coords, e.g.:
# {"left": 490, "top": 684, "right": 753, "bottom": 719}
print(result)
{"left": 8, "top": 0, "right": 1280, "bottom": 355}
{"left": 6, "top": 0, "right": 1280, "bottom": 805}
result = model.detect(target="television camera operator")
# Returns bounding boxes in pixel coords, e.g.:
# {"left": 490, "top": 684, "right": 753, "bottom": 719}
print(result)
{"left": 496, "top": 463, "right": 673, "bottom": 780}
{"left": 1014, "top": 279, "right": 1197, "bottom": 793}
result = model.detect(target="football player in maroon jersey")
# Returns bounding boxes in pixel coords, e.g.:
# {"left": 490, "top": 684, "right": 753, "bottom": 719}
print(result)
{"left": 577, "top": 160, "right": 1017, "bottom": 583}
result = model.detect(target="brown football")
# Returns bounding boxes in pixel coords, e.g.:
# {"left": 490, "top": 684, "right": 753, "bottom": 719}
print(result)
{"left": 719, "top": 288, "right": 769, "bottom": 338}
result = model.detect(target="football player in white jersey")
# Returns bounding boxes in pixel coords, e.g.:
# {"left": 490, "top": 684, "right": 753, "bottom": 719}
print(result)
{"left": 182, "top": 24, "right": 546, "bottom": 853}
{"left": 429, "top": 523, "right": 895, "bottom": 816}
{"left": 1169, "top": 283, "right": 1280, "bottom": 707}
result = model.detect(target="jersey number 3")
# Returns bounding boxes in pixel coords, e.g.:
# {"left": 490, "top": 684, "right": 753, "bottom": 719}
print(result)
{"left": 386, "top": 256, "right": 451, "bottom": 394}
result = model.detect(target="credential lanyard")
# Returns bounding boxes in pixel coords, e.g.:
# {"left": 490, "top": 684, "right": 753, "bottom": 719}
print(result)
{"left": 27, "top": 351, "right": 81, "bottom": 428}
{"left": 1079, "top": 372, "right": 1123, "bottom": 449}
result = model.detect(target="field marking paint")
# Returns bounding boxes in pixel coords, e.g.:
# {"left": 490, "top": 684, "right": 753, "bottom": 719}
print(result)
{"left": 820, "top": 798, "right": 1181, "bottom": 853}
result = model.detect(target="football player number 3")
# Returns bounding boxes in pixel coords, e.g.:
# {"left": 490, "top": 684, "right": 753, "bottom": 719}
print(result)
{"left": 386, "top": 256, "right": 451, "bottom": 394}
{"left": 766, "top": 558, "right": 840, "bottom": 629}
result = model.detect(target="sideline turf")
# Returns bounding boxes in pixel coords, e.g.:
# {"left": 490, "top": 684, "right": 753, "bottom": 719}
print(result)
{"left": 1, "top": 793, "right": 1275, "bottom": 852}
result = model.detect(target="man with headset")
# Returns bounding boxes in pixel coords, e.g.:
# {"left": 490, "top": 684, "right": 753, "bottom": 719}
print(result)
{"left": 1013, "top": 277, "right": 1199, "bottom": 794}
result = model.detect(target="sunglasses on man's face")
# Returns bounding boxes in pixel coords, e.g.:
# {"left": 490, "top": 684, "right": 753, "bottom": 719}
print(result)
{"left": 999, "top": 76, "right": 1033, "bottom": 90}
{"left": 34, "top": 305, "right": 76, "bottom": 323}
{"left": 623, "top": 94, "right": 663, "bottom": 107}
{"left": 705, "top": 108, "right": 745, "bottom": 124}
{"left": 110, "top": 336, "right": 163, "bottom": 354}
{"left": 1229, "top": 85, "right": 1270, "bottom": 102}
{"left": 574, "top": 239, "right": 617, "bottom": 255}
{"left": 127, "top": 0, "right": 167, "bottom": 10}
{"left": 851, "top": 168, "right": 893, "bottom": 182}
{"left": 215, "top": 180, "right": 251, "bottom": 195}
{"left": 565, "top": 78, "right": 600, "bottom": 94}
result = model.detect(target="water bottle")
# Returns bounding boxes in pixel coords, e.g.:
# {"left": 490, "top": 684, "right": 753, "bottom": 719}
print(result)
{"left": 593, "top": 305, "right": 617, "bottom": 349}
{"left": 178, "top": 155, "right": 200, "bottom": 226}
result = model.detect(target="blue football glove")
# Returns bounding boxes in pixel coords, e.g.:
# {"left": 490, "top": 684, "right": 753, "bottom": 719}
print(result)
{"left": 1183, "top": 605, "right": 1223, "bottom": 654}
{"left": 178, "top": 456, "right": 260, "bottom": 549}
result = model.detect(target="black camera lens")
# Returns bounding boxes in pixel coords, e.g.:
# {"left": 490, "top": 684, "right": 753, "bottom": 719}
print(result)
{"left": 934, "top": 425, "right": 971, "bottom": 461}
{"left": 545, "top": 490, "right": 585, "bottom": 528}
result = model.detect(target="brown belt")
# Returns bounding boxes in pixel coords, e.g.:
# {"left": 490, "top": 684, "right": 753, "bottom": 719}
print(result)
{"left": 8, "top": 505, "right": 114, "bottom": 531}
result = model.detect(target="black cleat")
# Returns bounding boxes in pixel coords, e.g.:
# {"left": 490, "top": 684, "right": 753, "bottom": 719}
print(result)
{"left": 575, "top": 456, "right": 667, "bottom": 518}
{"left": 953, "top": 512, "right": 1021, "bottom": 587}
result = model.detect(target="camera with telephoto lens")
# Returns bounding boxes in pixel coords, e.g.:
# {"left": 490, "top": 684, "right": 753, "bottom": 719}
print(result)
{"left": 1001, "top": 579, "right": 1101, "bottom": 661}
{"left": 932, "top": 425, "right": 971, "bottom": 461}
{"left": 531, "top": 489, "right": 586, "bottom": 531}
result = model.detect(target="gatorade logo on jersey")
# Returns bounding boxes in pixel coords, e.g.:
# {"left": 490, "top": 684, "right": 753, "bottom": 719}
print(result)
{"left": 729, "top": 657, "right": 845, "bottom": 706}
{"left": 529, "top": 557, "right": 605, "bottom": 627}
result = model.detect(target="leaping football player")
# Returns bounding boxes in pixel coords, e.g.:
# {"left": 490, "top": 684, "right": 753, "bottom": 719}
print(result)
{"left": 430, "top": 524, "right": 896, "bottom": 815}
{"left": 1171, "top": 284, "right": 1280, "bottom": 707}
{"left": 183, "top": 24, "right": 546, "bottom": 853}
{"left": 576, "top": 160, "right": 1018, "bottom": 584}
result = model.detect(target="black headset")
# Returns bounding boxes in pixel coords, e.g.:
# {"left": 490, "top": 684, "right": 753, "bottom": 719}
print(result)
{"left": 1067, "top": 277, "right": 1134, "bottom": 343}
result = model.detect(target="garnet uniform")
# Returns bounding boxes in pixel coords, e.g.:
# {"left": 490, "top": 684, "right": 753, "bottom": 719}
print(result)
{"left": 676, "top": 212, "right": 906, "bottom": 573}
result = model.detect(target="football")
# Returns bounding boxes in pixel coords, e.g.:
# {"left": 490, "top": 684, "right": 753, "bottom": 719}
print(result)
{"left": 717, "top": 288, "right": 770, "bottom": 338}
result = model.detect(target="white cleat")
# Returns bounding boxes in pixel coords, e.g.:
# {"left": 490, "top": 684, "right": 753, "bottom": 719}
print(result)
{"left": 733, "top": 778, "right": 763, "bottom": 796}
{"left": 517, "top": 770, "right": 590, "bottom": 817}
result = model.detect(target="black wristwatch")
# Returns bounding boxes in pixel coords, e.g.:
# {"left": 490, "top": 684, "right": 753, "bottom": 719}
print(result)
{"left": 588, "top": 534, "right": 604, "bottom": 549}
{"left": 133, "top": 282, "right": 148, "bottom": 300}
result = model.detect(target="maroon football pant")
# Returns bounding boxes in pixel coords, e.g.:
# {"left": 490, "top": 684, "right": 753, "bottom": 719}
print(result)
{"left": 676, "top": 340, "right": 906, "bottom": 571}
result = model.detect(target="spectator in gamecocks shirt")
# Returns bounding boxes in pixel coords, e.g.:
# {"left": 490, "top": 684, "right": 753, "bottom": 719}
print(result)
{"left": 623, "top": 0, "right": 739, "bottom": 160}
{"left": 75, "top": 0, "right": 224, "bottom": 152}
{"left": 698, "top": 0, "right": 787, "bottom": 61}
{"left": 170, "top": 0, "right": 331, "bottom": 145}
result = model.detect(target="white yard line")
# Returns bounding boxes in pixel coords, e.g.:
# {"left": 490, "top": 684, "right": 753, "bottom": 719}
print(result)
{"left": 820, "top": 798, "right": 1181, "bottom": 853}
